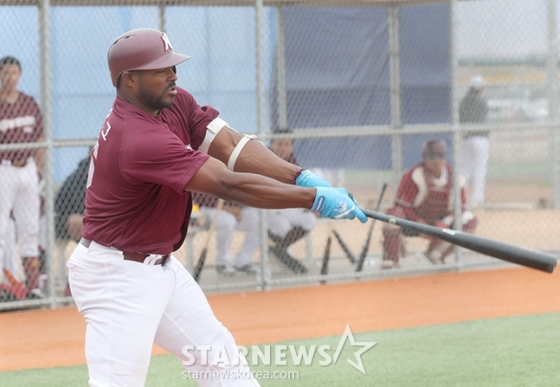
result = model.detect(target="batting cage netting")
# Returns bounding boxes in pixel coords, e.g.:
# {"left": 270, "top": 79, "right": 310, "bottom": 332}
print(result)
{"left": 1, "top": 0, "right": 559, "bottom": 309}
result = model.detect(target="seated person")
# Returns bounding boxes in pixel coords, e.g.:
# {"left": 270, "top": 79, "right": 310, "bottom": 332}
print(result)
{"left": 311, "top": 168, "right": 345, "bottom": 187}
{"left": 382, "top": 139, "right": 478, "bottom": 269}
{"left": 52, "top": 154, "right": 90, "bottom": 296}
{"left": 267, "top": 129, "right": 317, "bottom": 274}
{"left": 55, "top": 155, "right": 90, "bottom": 243}
{"left": 192, "top": 192, "right": 259, "bottom": 275}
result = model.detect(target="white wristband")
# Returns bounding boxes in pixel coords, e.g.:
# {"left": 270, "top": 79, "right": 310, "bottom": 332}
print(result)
{"left": 227, "top": 134, "right": 257, "bottom": 171}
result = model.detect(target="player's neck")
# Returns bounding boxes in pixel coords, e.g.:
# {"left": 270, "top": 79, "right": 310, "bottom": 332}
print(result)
{"left": 425, "top": 165, "right": 443, "bottom": 178}
{"left": 117, "top": 90, "right": 159, "bottom": 117}
{"left": 0, "top": 88, "right": 19, "bottom": 104}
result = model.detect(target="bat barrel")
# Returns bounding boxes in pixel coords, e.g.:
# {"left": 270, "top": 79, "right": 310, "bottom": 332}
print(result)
{"left": 362, "top": 209, "right": 557, "bottom": 274}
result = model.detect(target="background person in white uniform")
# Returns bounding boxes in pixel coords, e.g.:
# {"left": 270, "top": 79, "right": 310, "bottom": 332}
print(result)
{"left": 459, "top": 75, "right": 490, "bottom": 205}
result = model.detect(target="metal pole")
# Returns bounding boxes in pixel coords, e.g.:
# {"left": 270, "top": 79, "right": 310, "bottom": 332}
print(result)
{"left": 388, "top": 7, "right": 402, "bottom": 189}
{"left": 255, "top": 0, "right": 270, "bottom": 290}
{"left": 277, "top": 7, "right": 287, "bottom": 130}
{"left": 159, "top": 4, "right": 165, "bottom": 32}
{"left": 39, "top": 0, "right": 56, "bottom": 306}
{"left": 205, "top": 9, "right": 213, "bottom": 106}
{"left": 547, "top": 0, "right": 560, "bottom": 209}
{"left": 450, "top": 0, "right": 464, "bottom": 267}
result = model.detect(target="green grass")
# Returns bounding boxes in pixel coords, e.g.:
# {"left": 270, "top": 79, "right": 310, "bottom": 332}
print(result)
{"left": 2, "top": 313, "right": 559, "bottom": 386}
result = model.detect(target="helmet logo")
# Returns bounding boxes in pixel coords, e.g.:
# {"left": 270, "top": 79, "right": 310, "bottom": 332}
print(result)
{"left": 161, "top": 32, "right": 173, "bottom": 52}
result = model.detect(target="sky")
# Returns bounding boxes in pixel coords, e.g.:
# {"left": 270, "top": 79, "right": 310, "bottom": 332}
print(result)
{"left": 457, "top": 0, "right": 554, "bottom": 58}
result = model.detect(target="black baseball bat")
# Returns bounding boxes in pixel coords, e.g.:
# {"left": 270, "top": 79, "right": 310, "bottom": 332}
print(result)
{"left": 319, "top": 235, "right": 331, "bottom": 285}
{"left": 193, "top": 248, "right": 208, "bottom": 282}
{"left": 193, "top": 199, "right": 224, "bottom": 282}
{"left": 321, "top": 234, "right": 332, "bottom": 276}
{"left": 332, "top": 229, "right": 356, "bottom": 264}
{"left": 362, "top": 209, "right": 557, "bottom": 273}
{"left": 356, "top": 182, "right": 388, "bottom": 272}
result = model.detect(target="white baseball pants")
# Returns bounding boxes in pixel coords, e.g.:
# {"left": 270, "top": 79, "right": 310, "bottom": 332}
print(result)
{"left": 268, "top": 208, "right": 317, "bottom": 238}
{"left": 67, "top": 241, "right": 260, "bottom": 387}
{"left": 0, "top": 218, "right": 20, "bottom": 283}
{"left": 0, "top": 159, "right": 40, "bottom": 268}
{"left": 460, "top": 136, "right": 490, "bottom": 204}
{"left": 199, "top": 207, "right": 259, "bottom": 267}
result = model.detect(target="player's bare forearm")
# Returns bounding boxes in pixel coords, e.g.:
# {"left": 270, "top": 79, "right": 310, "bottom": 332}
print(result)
{"left": 220, "top": 175, "right": 314, "bottom": 209}
{"left": 185, "top": 157, "right": 314, "bottom": 209}
{"left": 208, "top": 127, "right": 301, "bottom": 184}
{"left": 232, "top": 140, "right": 301, "bottom": 184}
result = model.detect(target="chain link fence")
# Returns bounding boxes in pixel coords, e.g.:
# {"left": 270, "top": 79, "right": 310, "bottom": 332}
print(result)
{"left": 1, "top": 0, "right": 559, "bottom": 309}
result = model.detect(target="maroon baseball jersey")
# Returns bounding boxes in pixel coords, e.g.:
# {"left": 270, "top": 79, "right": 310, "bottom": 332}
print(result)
{"left": 82, "top": 87, "right": 218, "bottom": 254}
{"left": 387, "top": 163, "right": 466, "bottom": 225}
{"left": 0, "top": 92, "right": 43, "bottom": 161}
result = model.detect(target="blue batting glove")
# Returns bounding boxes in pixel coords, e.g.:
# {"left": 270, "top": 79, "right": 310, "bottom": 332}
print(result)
{"left": 295, "top": 169, "right": 331, "bottom": 188}
{"left": 333, "top": 187, "right": 362, "bottom": 209}
{"left": 311, "top": 187, "right": 367, "bottom": 223}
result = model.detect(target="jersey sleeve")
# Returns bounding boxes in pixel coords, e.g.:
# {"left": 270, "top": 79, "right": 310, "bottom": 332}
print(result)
{"left": 174, "top": 88, "right": 220, "bottom": 151}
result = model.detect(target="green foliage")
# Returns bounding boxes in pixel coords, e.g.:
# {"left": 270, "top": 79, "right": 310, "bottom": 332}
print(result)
{"left": 2, "top": 313, "right": 559, "bottom": 387}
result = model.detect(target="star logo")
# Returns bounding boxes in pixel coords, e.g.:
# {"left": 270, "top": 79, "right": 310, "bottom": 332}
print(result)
{"left": 334, "top": 202, "right": 354, "bottom": 219}
{"left": 332, "top": 324, "right": 377, "bottom": 374}
{"left": 335, "top": 202, "right": 348, "bottom": 213}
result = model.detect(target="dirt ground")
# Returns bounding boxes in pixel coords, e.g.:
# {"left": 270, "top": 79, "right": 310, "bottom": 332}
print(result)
{"left": 1, "top": 266, "right": 559, "bottom": 372}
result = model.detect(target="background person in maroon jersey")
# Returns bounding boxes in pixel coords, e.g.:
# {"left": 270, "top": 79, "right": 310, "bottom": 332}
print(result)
{"left": 0, "top": 56, "right": 45, "bottom": 299}
{"left": 381, "top": 139, "right": 478, "bottom": 269}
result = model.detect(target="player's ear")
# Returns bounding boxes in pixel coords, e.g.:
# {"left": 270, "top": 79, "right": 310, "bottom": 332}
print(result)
{"left": 120, "top": 71, "right": 137, "bottom": 88}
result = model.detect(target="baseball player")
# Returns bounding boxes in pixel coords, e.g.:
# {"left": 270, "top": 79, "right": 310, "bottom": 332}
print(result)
{"left": 0, "top": 56, "right": 44, "bottom": 299}
{"left": 382, "top": 139, "right": 478, "bottom": 268}
{"left": 66, "top": 28, "right": 366, "bottom": 387}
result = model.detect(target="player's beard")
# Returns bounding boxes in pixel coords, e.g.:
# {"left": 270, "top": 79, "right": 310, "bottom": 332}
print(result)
{"left": 138, "top": 82, "right": 175, "bottom": 111}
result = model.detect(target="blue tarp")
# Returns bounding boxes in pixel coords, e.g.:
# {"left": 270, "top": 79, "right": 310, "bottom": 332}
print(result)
{"left": 271, "top": 5, "right": 451, "bottom": 169}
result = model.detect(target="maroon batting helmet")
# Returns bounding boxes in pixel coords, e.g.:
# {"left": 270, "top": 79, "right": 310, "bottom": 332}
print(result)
{"left": 107, "top": 28, "right": 190, "bottom": 87}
